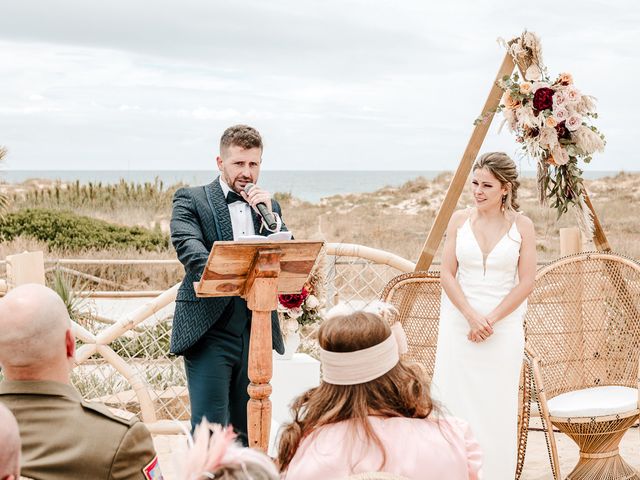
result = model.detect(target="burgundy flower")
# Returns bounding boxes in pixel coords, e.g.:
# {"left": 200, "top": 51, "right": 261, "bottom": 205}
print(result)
{"left": 279, "top": 287, "right": 308, "bottom": 309}
{"left": 555, "top": 121, "right": 570, "bottom": 140}
{"left": 532, "top": 87, "right": 555, "bottom": 111}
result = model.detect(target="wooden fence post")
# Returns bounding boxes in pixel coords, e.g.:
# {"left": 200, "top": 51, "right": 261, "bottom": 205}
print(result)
{"left": 6, "top": 251, "right": 46, "bottom": 289}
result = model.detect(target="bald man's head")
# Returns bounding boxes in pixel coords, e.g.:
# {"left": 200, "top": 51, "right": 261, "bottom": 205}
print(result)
{"left": 0, "top": 284, "right": 73, "bottom": 373}
{"left": 0, "top": 403, "right": 20, "bottom": 479}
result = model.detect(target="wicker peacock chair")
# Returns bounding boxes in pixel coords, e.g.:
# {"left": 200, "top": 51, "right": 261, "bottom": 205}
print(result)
{"left": 524, "top": 251, "right": 640, "bottom": 480}
{"left": 380, "top": 271, "right": 442, "bottom": 379}
{"left": 382, "top": 270, "right": 539, "bottom": 480}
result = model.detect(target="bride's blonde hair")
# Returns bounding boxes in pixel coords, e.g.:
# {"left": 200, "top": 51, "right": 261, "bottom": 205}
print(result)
{"left": 473, "top": 152, "right": 521, "bottom": 213}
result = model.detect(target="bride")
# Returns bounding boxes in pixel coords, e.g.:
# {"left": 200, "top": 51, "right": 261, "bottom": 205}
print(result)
{"left": 431, "top": 152, "right": 536, "bottom": 479}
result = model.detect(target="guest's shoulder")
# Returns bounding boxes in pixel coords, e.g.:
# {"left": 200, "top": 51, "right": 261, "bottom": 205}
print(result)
{"left": 370, "top": 415, "right": 442, "bottom": 433}
{"left": 80, "top": 400, "right": 138, "bottom": 432}
{"left": 434, "top": 415, "right": 471, "bottom": 432}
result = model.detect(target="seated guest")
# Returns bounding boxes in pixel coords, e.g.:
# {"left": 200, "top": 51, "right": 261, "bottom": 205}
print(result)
{"left": 277, "top": 303, "right": 482, "bottom": 480}
{"left": 182, "top": 420, "right": 278, "bottom": 480}
{"left": 0, "top": 284, "right": 161, "bottom": 480}
{"left": 0, "top": 403, "right": 21, "bottom": 480}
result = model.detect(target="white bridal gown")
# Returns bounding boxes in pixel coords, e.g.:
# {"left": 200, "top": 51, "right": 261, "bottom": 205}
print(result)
{"left": 432, "top": 213, "right": 526, "bottom": 480}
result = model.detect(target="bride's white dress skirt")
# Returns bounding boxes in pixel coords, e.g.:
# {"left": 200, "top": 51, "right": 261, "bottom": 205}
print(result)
{"left": 432, "top": 217, "right": 526, "bottom": 480}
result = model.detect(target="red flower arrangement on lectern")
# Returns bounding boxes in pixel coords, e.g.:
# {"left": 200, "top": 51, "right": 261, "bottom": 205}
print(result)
{"left": 279, "top": 287, "right": 308, "bottom": 310}
{"left": 476, "top": 31, "right": 606, "bottom": 234}
{"left": 278, "top": 285, "right": 322, "bottom": 327}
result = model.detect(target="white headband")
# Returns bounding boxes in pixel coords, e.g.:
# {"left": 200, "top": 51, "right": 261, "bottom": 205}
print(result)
{"left": 320, "top": 302, "right": 408, "bottom": 385}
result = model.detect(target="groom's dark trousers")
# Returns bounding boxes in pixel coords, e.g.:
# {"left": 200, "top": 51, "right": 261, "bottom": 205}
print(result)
{"left": 169, "top": 177, "right": 285, "bottom": 443}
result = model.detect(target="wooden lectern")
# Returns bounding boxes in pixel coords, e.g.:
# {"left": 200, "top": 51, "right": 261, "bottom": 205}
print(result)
{"left": 194, "top": 240, "right": 323, "bottom": 451}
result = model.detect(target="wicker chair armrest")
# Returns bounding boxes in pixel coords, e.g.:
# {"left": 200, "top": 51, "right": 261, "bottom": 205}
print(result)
{"left": 524, "top": 342, "right": 562, "bottom": 477}
{"left": 525, "top": 342, "right": 549, "bottom": 402}
{"left": 524, "top": 343, "right": 539, "bottom": 362}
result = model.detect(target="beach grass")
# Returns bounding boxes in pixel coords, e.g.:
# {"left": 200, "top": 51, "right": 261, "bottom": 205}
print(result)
{"left": 1, "top": 172, "right": 638, "bottom": 274}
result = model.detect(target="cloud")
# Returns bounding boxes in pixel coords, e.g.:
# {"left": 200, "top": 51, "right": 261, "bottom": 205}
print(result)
{"left": 0, "top": 0, "right": 638, "bottom": 171}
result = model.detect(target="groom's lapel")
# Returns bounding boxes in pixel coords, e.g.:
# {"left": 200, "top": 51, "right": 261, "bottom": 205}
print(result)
{"left": 205, "top": 177, "right": 234, "bottom": 241}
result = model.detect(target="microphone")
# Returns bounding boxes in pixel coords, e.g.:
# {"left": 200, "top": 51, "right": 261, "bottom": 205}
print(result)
{"left": 244, "top": 183, "right": 278, "bottom": 230}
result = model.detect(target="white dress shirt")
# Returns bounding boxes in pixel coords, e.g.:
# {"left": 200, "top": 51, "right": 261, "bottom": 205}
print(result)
{"left": 219, "top": 177, "right": 257, "bottom": 240}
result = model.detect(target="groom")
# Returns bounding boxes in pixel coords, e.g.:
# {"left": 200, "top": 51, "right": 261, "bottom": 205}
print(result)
{"left": 170, "top": 124, "right": 287, "bottom": 443}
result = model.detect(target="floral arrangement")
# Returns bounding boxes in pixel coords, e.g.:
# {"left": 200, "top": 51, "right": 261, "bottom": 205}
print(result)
{"left": 478, "top": 31, "right": 606, "bottom": 233}
{"left": 277, "top": 256, "right": 325, "bottom": 330}
{"left": 278, "top": 286, "right": 322, "bottom": 327}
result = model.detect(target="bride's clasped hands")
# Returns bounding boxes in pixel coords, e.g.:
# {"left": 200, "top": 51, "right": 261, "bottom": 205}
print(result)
{"left": 465, "top": 311, "right": 493, "bottom": 342}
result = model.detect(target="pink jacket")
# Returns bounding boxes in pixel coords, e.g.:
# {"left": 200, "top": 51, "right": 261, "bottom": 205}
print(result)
{"left": 282, "top": 416, "right": 482, "bottom": 480}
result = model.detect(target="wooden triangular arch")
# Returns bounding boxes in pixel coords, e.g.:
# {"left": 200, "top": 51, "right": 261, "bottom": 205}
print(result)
{"left": 414, "top": 39, "right": 610, "bottom": 272}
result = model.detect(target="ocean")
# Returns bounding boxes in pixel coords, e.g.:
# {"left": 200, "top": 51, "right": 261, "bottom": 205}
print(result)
{"left": 0, "top": 170, "right": 626, "bottom": 203}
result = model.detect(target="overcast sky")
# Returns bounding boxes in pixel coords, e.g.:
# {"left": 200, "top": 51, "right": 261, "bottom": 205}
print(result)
{"left": 0, "top": 0, "right": 638, "bottom": 171}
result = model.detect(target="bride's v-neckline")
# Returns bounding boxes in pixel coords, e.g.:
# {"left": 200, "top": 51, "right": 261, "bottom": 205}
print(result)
{"left": 465, "top": 217, "right": 514, "bottom": 275}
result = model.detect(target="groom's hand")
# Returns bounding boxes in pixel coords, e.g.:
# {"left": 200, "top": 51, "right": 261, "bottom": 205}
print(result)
{"left": 241, "top": 185, "right": 273, "bottom": 214}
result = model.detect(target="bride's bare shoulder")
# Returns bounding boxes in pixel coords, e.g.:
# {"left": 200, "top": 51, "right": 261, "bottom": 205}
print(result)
{"left": 514, "top": 213, "right": 535, "bottom": 236}
{"left": 448, "top": 208, "right": 470, "bottom": 229}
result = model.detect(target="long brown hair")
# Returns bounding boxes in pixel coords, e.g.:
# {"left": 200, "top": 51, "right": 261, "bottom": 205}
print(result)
{"left": 277, "top": 311, "right": 436, "bottom": 471}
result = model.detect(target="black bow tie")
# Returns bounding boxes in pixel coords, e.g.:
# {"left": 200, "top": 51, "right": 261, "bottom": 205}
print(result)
{"left": 226, "top": 190, "right": 247, "bottom": 204}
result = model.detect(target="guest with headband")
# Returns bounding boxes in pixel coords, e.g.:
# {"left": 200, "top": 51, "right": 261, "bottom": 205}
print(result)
{"left": 277, "top": 303, "right": 482, "bottom": 480}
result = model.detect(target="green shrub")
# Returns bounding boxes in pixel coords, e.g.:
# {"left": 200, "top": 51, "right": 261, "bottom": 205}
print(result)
{"left": 0, "top": 209, "right": 169, "bottom": 252}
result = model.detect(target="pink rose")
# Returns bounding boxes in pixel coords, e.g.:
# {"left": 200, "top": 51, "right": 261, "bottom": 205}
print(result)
{"left": 566, "top": 88, "right": 580, "bottom": 103}
{"left": 566, "top": 115, "right": 582, "bottom": 132}
{"left": 553, "top": 91, "right": 567, "bottom": 108}
{"left": 553, "top": 107, "right": 568, "bottom": 121}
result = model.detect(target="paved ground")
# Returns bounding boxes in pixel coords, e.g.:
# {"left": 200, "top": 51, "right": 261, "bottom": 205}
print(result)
{"left": 152, "top": 426, "right": 640, "bottom": 479}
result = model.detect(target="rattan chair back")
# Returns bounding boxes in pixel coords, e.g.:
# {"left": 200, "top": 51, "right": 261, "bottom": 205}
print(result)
{"left": 524, "top": 252, "right": 640, "bottom": 400}
{"left": 381, "top": 271, "right": 441, "bottom": 379}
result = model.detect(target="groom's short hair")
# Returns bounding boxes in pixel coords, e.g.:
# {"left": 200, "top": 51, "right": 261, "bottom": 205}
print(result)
{"left": 220, "top": 125, "right": 263, "bottom": 154}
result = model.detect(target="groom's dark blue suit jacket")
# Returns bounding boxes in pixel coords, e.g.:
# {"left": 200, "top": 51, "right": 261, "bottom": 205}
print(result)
{"left": 169, "top": 177, "right": 286, "bottom": 355}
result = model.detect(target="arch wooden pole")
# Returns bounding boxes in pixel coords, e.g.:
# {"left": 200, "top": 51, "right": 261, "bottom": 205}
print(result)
{"left": 415, "top": 52, "right": 515, "bottom": 271}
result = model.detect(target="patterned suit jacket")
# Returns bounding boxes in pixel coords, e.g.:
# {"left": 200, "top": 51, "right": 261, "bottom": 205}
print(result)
{"left": 170, "top": 177, "right": 286, "bottom": 355}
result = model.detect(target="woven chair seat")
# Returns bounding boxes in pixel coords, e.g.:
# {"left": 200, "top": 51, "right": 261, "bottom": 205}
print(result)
{"left": 547, "top": 386, "right": 638, "bottom": 418}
